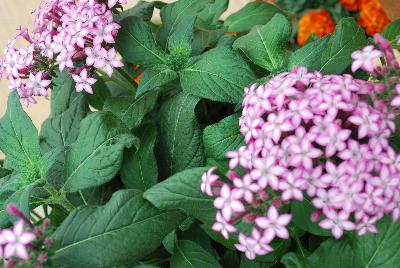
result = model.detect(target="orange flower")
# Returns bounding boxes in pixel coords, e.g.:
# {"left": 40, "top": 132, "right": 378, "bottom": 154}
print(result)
{"left": 134, "top": 64, "right": 142, "bottom": 84}
{"left": 135, "top": 72, "right": 142, "bottom": 84}
{"left": 358, "top": 0, "right": 391, "bottom": 36}
{"left": 297, "top": 9, "right": 336, "bottom": 47}
{"left": 340, "top": 0, "right": 360, "bottom": 12}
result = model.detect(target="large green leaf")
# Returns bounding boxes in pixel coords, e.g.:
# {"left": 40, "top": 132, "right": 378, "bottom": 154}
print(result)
{"left": 171, "top": 240, "right": 222, "bottom": 268}
{"left": 203, "top": 113, "right": 244, "bottom": 160}
{"left": 144, "top": 167, "right": 215, "bottom": 224}
{"left": 288, "top": 36, "right": 330, "bottom": 71}
{"left": 180, "top": 47, "right": 256, "bottom": 103}
{"left": 40, "top": 94, "right": 88, "bottom": 153}
{"left": 382, "top": 19, "right": 400, "bottom": 49}
{"left": 0, "top": 92, "right": 42, "bottom": 183}
{"left": 307, "top": 237, "right": 356, "bottom": 268}
{"left": 41, "top": 71, "right": 88, "bottom": 153}
{"left": 319, "top": 18, "right": 367, "bottom": 74}
{"left": 120, "top": 122, "right": 158, "bottom": 191}
{"left": 157, "top": 92, "right": 204, "bottom": 177}
{"left": 352, "top": 217, "right": 400, "bottom": 268}
{"left": 224, "top": 2, "right": 283, "bottom": 32}
{"left": 233, "top": 14, "right": 291, "bottom": 72}
{"left": 117, "top": 17, "right": 167, "bottom": 66}
{"left": 62, "top": 112, "right": 135, "bottom": 192}
{"left": 136, "top": 65, "right": 178, "bottom": 96}
{"left": 52, "top": 190, "right": 185, "bottom": 267}
{"left": 114, "top": 1, "right": 154, "bottom": 22}
{"left": 156, "top": 0, "right": 208, "bottom": 49}
{"left": 103, "top": 91, "right": 158, "bottom": 129}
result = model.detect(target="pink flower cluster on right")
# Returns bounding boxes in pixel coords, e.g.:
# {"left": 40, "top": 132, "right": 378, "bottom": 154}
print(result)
{"left": 202, "top": 35, "right": 400, "bottom": 260}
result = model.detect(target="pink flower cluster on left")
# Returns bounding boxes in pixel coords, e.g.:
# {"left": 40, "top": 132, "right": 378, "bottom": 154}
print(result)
{"left": 0, "top": 0, "right": 126, "bottom": 106}
{"left": 1, "top": 204, "right": 51, "bottom": 268}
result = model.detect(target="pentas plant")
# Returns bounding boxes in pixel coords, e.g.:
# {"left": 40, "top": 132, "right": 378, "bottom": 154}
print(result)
{"left": 0, "top": 0, "right": 124, "bottom": 106}
{"left": 1, "top": 0, "right": 400, "bottom": 267}
{"left": 202, "top": 35, "right": 400, "bottom": 259}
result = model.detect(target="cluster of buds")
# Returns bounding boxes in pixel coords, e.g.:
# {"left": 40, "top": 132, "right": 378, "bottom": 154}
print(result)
{"left": 0, "top": 0, "right": 126, "bottom": 106}
{"left": 202, "top": 34, "right": 400, "bottom": 260}
{"left": 1, "top": 204, "right": 51, "bottom": 268}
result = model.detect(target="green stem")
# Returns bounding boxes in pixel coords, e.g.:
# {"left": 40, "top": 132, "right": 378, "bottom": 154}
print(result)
{"left": 44, "top": 184, "right": 75, "bottom": 213}
{"left": 97, "top": 69, "right": 137, "bottom": 94}
{"left": 115, "top": 67, "right": 138, "bottom": 88}
{"left": 79, "top": 191, "right": 88, "bottom": 206}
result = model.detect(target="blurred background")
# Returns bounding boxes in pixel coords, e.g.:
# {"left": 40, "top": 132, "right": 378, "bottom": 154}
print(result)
{"left": 0, "top": 0, "right": 398, "bottom": 136}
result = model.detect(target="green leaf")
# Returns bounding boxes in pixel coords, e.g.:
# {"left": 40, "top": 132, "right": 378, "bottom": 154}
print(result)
{"left": 103, "top": 91, "right": 158, "bottom": 129}
{"left": 224, "top": 2, "right": 283, "bottom": 32}
{"left": 167, "top": 16, "right": 195, "bottom": 56}
{"left": 180, "top": 47, "right": 256, "bottom": 103}
{"left": 52, "top": 189, "right": 185, "bottom": 267}
{"left": 352, "top": 217, "right": 400, "bottom": 268}
{"left": 117, "top": 17, "right": 167, "bottom": 66}
{"left": 171, "top": 240, "right": 222, "bottom": 268}
{"left": 288, "top": 36, "right": 330, "bottom": 71}
{"left": 281, "top": 252, "right": 308, "bottom": 268}
{"left": 233, "top": 14, "right": 291, "bottom": 72}
{"left": 120, "top": 122, "right": 158, "bottom": 191}
{"left": 0, "top": 92, "right": 41, "bottom": 183}
{"left": 5, "top": 179, "right": 45, "bottom": 223}
{"left": 191, "top": 28, "right": 225, "bottom": 55}
{"left": 163, "top": 229, "right": 178, "bottom": 254}
{"left": 114, "top": 1, "right": 154, "bottom": 22}
{"left": 382, "top": 19, "right": 400, "bottom": 49}
{"left": 40, "top": 93, "right": 88, "bottom": 153}
{"left": 204, "top": 113, "right": 244, "bottom": 160}
{"left": 0, "top": 175, "right": 19, "bottom": 227}
{"left": 157, "top": 92, "right": 204, "bottom": 177}
{"left": 136, "top": 65, "right": 178, "bottom": 96}
{"left": 307, "top": 237, "right": 355, "bottom": 268}
{"left": 156, "top": 0, "right": 208, "bottom": 49}
{"left": 291, "top": 200, "right": 331, "bottom": 236}
{"left": 181, "top": 222, "right": 217, "bottom": 258}
{"left": 144, "top": 167, "right": 215, "bottom": 224}
{"left": 319, "top": 18, "right": 367, "bottom": 74}
{"left": 50, "top": 72, "right": 79, "bottom": 116}
{"left": 62, "top": 112, "right": 135, "bottom": 192}
{"left": 41, "top": 147, "right": 66, "bottom": 190}
{"left": 196, "top": 0, "right": 228, "bottom": 29}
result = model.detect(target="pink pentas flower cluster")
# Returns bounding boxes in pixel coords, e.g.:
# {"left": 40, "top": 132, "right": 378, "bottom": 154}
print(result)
{"left": 1, "top": 204, "right": 52, "bottom": 268}
{"left": 0, "top": 0, "right": 125, "bottom": 106}
{"left": 201, "top": 60, "right": 400, "bottom": 259}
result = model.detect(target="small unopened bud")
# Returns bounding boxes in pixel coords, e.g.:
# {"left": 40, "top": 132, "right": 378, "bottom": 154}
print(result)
{"left": 311, "top": 210, "right": 322, "bottom": 222}
{"left": 6, "top": 203, "right": 21, "bottom": 216}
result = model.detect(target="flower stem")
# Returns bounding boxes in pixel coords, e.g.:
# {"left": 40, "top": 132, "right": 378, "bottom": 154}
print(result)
{"left": 96, "top": 69, "right": 136, "bottom": 94}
